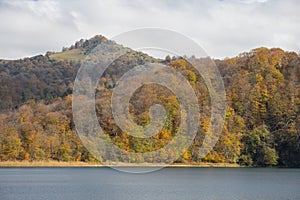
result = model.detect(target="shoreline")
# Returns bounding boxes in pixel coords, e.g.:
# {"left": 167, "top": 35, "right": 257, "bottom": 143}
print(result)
{"left": 0, "top": 161, "right": 241, "bottom": 168}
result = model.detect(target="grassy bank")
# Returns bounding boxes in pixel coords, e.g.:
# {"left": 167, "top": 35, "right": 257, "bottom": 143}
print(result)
{"left": 0, "top": 161, "right": 241, "bottom": 168}
{"left": 0, "top": 161, "right": 102, "bottom": 168}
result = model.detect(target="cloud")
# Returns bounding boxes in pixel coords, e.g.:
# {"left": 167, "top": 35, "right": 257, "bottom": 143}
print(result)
{"left": 237, "top": 0, "right": 269, "bottom": 4}
{"left": 0, "top": 0, "right": 299, "bottom": 59}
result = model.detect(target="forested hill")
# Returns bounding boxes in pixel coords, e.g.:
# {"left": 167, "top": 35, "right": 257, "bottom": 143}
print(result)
{"left": 0, "top": 35, "right": 299, "bottom": 167}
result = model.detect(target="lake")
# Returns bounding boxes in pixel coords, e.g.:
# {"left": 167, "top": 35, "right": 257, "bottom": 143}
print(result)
{"left": 0, "top": 167, "right": 299, "bottom": 200}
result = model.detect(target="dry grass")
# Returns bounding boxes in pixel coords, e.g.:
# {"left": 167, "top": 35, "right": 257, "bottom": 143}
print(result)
{"left": 0, "top": 161, "right": 241, "bottom": 168}
{"left": 169, "top": 162, "right": 241, "bottom": 168}
{"left": 0, "top": 161, "right": 102, "bottom": 168}
{"left": 49, "top": 49, "right": 86, "bottom": 61}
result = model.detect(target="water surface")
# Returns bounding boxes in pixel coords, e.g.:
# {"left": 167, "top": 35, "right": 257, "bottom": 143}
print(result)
{"left": 0, "top": 167, "right": 299, "bottom": 200}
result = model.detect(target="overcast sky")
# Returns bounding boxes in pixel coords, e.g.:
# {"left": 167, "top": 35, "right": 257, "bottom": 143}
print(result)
{"left": 0, "top": 0, "right": 299, "bottom": 59}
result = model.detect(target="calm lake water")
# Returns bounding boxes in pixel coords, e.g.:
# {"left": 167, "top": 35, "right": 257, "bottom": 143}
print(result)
{"left": 0, "top": 167, "right": 299, "bottom": 200}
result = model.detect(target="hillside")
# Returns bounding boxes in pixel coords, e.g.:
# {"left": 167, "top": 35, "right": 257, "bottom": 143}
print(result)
{"left": 0, "top": 36, "right": 299, "bottom": 167}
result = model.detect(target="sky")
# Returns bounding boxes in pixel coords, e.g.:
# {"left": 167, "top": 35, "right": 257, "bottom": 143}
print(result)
{"left": 0, "top": 0, "right": 299, "bottom": 59}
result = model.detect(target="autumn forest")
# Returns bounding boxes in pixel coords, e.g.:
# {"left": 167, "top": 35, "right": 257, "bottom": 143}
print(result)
{"left": 0, "top": 36, "right": 299, "bottom": 167}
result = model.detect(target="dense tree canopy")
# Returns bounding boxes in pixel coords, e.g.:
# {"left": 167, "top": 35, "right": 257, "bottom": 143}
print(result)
{"left": 0, "top": 37, "right": 299, "bottom": 167}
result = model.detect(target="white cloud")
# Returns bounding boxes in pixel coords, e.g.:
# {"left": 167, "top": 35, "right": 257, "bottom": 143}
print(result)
{"left": 0, "top": 0, "right": 299, "bottom": 59}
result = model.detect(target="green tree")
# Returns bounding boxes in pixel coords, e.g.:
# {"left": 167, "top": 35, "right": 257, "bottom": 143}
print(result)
{"left": 241, "top": 125, "right": 278, "bottom": 166}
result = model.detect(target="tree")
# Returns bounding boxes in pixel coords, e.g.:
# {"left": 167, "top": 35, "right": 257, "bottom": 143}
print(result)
{"left": 0, "top": 128, "right": 23, "bottom": 161}
{"left": 241, "top": 125, "right": 278, "bottom": 166}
